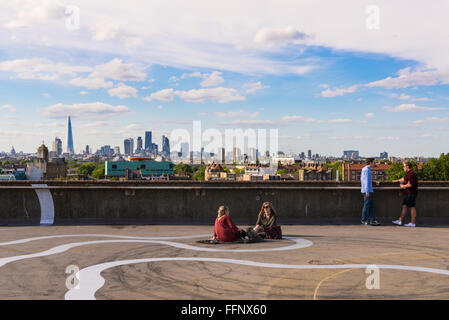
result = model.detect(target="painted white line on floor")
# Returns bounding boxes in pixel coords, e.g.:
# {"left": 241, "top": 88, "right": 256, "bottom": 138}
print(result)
{"left": 0, "top": 234, "right": 211, "bottom": 246}
{"left": 0, "top": 236, "right": 311, "bottom": 268}
{"left": 65, "top": 257, "right": 449, "bottom": 300}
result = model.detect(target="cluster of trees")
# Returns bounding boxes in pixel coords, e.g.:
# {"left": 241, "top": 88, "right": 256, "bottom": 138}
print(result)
{"left": 322, "top": 161, "right": 343, "bottom": 180}
{"left": 1, "top": 159, "right": 30, "bottom": 166}
{"left": 173, "top": 163, "right": 206, "bottom": 181}
{"left": 173, "top": 163, "right": 236, "bottom": 181}
{"left": 387, "top": 153, "right": 449, "bottom": 181}
{"left": 76, "top": 162, "right": 105, "bottom": 180}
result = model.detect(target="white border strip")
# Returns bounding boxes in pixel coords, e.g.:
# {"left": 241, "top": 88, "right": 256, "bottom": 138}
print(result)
{"left": 31, "top": 184, "right": 54, "bottom": 225}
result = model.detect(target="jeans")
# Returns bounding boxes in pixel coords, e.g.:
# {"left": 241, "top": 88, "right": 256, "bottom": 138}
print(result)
{"left": 362, "top": 193, "right": 374, "bottom": 222}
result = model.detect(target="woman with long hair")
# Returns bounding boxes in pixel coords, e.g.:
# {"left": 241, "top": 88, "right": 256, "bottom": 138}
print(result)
{"left": 212, "top": 205, "right": 247, "bottom": 242}
{"left": 254, "top": 201, "right": 282, "bottom": 239}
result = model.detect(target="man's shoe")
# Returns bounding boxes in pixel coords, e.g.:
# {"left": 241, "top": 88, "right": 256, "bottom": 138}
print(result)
{"left": 392, "top": 220, "right": 402, "bottom": 226}
{"left": 369, "top": 220, "right": 380, "bottom": 226}
{"left": 361, "top": 220, "right": 368, "bottom": 225}
{"left": 404, "top": 223, "right": 416, "bottom": 227}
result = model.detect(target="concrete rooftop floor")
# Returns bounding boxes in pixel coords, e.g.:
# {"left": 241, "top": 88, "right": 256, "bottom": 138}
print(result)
{"left": 0, "top": 224, "right": 448, "bottom": 300}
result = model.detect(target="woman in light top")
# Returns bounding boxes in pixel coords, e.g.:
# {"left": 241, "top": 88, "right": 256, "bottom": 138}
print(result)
{"left": 254, "top": 201, "right": 282, "bottom": 239}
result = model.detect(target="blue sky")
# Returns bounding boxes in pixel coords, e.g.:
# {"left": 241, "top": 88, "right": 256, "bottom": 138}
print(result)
{"left": 1, "top": 0, "right": 449, "bottom": 157}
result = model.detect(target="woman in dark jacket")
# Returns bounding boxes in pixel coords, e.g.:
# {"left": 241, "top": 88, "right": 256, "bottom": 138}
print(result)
{"left": 254, "top": 201, "right": 282, "bottom": 239}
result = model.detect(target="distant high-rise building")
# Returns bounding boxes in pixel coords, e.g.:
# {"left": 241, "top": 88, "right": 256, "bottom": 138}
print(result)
{"left": 233, "top": 147, "right": 241, "bottom": 163}
{"left": 343, "top": 150, "right": 359, "bottom": 159}
{"left": 218, "top": 148, "right": 225, "bottom": 164}
{"left": 308, "top": 150, "right": 312, "bottom": 159}
{"left": 137, "top": 136, "right": 143, "bottom": 152}
{"left": 248, "top": 148, "right": 257, "bottom": 162}
{"left": 52, "top": 137, "right": 62, "bottom": 156}
{"left": 124, "top": 138, "right": 134, "bottom": 155}
{"left": 162, "top": 135, "right": 170, "bottom": 157}
{"left": 181, "top": 142, "right": 189, "bottom": 158}
{"left": 66, "top": 115, "right": 74, "bottom": 154}
{"left": 114, "top": 146, "right": 120, "bottom": 155}
{"left": 150, "top": 143, "right": 158, "bottom": 155}
{"left": 100, "top": 145, "right": 112, "bottom": 157}
{"left": 145, "top": 131, "right": 152, "bottom": 150}
{"left": 10, "top": 146, "right": 16, "bottom": 155}
{"left": 85, "top": 145, "right": 90, "bottom": 155}
{"left": 379, "top": 152, "right": 388, "bottom": 159}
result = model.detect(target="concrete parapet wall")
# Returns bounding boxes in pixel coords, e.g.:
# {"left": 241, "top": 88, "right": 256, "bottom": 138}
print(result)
{"left": 1, "top": 181, "right": 448, "bottom": 226}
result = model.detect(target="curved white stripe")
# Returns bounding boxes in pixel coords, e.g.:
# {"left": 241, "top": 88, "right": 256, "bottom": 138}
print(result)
{"left": 0, "top": 233, "right": 211, "bottom": 246}
{"left": 65, "top": 257, "right": 449, "bottom": 300}
{"left": 0, "top": 236, "right": 311, "bottom": 268}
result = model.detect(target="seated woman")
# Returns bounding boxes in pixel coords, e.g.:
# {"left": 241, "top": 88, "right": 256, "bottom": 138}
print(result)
{"left": 254, "top": 201, "right": 282, "bottom": 239}
{"left": 212, "top": 205, "right": 247, "bottom": 242}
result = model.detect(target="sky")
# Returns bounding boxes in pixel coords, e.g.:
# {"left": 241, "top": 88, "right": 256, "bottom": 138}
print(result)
{"left": 0, "top": 0, "right": 449, "bottom": 157}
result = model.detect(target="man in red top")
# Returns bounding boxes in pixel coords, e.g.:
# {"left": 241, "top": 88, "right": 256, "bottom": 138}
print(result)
{"left": 392, "top": 161, "right": 418, "bottom": 227}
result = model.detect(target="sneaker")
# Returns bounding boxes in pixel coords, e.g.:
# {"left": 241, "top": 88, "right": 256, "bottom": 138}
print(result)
{"left": 369, "top": 220, "right": 380, "bottom": 226}
{"left": 392, "top": 220, "right": 402, "bottom": 226}
{"left": 404, "top": 223, "right": 416, "bottom": 227}
{"left": 361, "top": 220, "right": 368, "bottom": 225}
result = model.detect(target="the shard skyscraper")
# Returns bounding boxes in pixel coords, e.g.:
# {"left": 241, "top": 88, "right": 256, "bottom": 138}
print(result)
{"left": 66, "top": 115, "right": 74, "bottom": 154}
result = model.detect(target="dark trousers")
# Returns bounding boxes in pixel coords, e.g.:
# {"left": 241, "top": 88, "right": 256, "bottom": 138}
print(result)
{"left": 362, "top": 193, "right": 374, "bottom": 222}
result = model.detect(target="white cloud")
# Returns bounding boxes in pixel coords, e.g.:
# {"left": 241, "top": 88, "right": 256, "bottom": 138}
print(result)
{"left": 39, "top": 102, "right": 132, "bottom": 120}
{"left": 0, "top": 58, "right": 91, "bottom": 81}
{"left": 80, "top": 91, "right": 89, "bottom": 95}
{"left": 78, "top": 121, "right": 113, "bottom": 129}
{"left": 396, "top": 93, "right": 430, "bottom": 102}
{"left": 144, "top": 87, "right": 245, "bottom": 103}
{"left": 326, "top": 118, "right": 353, "bottom": 124}
{"left": 244, "top": 81, "right": 269, "bottom": 94}
{"left": 144, "top": 88, "right": 176, "bottom": 102}
{"left": 178, "top": 87, "right": 245, "bottom": 103}
{"left": 89, "top": 58, "right": 146, "bottom": 82}
{"left": 376, "top": 136, "right": 400, "bottom": 141}
{"left": 214, "top": 110, "right": 259, "bottom": 118}
{"left": 108, "top": 83, "right": 138, "bottom": 99}
{"left": 321, "top": 85, "right": 359, "bottom": 98}
{"left": 70, "top": 77, "right": 113, "bottom": 89}
{"left": 91, "top": 21, "right": 142, "bottom": 48}
{"left": 413, "top": 117, "right": 449, "bottom": 125}
{"left": 366, "top": 68, "right": 448, "bottom": 89}
{"left": 119, "top": 123, "right": 143, "bottom": 134}
{"left": 253, "top": 26, "right": 310, "bottom": 44}
{"left": 3, "top": 1, "right": 449, "bottom": 78}
{"left": 1, "top": 104, "right": 16, "bottom": 113}
{"left": 419, "top": 133, "right": 440, "bottom": 139}
{"left": 181, "top": 71, "right": 224, "bottom": 87}
{"left": 365, "top": 112, "right": 375, "bottom": 118}
{"left": 281, "top": 115, "right": 316, "bottom": 123}
{"left": 383, "top": 104, "right": 444, "bottom": 113}
{"left": 322, "top": 67, "right": 449, "bottom": 98}
{"left": 3, "top": 2, "right": 65, "bottom": 29}
{"left": 200, "top": 71, "right": 224, "bottom": 87}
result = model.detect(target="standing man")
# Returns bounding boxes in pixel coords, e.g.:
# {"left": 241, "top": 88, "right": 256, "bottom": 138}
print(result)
{"left": 392, "top": 161, "right": 418, "bottom": 227}
{"left": 361, "top": 158, "right": 380, "bottom": 226}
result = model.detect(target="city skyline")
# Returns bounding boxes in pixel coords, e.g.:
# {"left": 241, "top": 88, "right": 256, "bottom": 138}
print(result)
{"left": 1, "top": 1, "right": 449, "bottom": 157}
